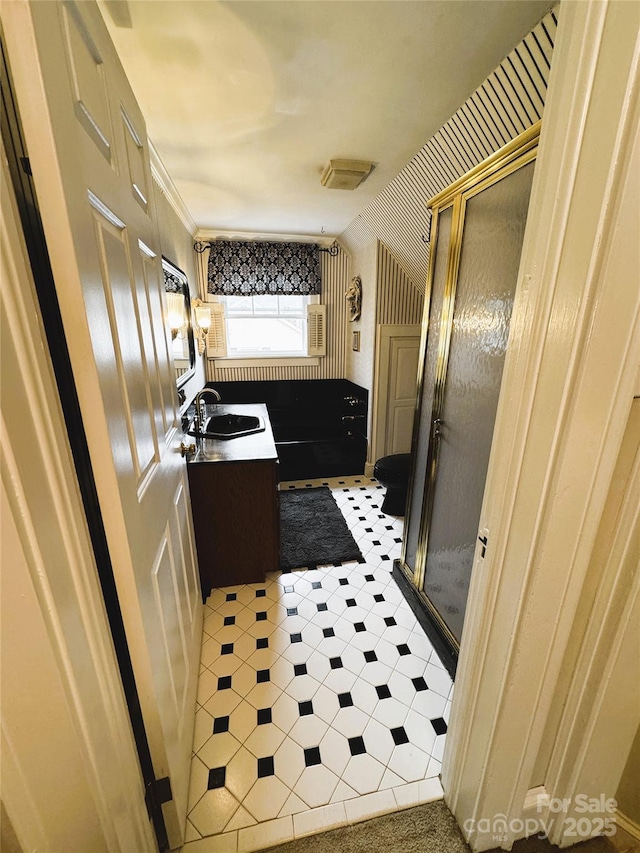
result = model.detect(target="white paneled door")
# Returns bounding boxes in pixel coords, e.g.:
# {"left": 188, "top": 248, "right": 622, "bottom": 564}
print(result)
{"left": 373, "top": 325, "right": 421, "bottom": 463}
{"left": 385, "top": 334, "right": 421, "bottom": 455}
{"left": 3, "top": 2, "right": 201, "bottom": 847}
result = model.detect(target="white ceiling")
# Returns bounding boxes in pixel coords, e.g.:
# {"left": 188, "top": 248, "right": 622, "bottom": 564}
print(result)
{"left": 99, "top": 0, "right": 552, "bottom": 238}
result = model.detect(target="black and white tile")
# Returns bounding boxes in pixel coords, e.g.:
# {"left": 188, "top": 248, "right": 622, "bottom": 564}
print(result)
{"left": 184, "top": 476, "right": 453, "bottom": 851}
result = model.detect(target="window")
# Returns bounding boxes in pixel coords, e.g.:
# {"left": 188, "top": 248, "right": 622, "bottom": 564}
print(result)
{"left": 221, "top": 294, "right": 314, "bottom": 357}
{"left": 208, "top": 296, "right": 326, "bottom": 361}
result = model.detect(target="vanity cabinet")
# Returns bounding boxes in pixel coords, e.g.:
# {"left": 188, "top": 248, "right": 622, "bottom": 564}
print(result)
{"left": 186, "top": 403, "right": 280, "bottom": 596}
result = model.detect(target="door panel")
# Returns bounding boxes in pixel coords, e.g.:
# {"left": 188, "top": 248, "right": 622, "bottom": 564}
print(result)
{"left": 11, "top": 2, "right": 201, "bottom": 847}
{"left": 387, "top": 338, "right": 420, "bottom": 454}
{"left": 122, "top": 109, "right": 151, "bottom": 212}
{"left": 139, "top": 242, "right": 176, "bottom": 440}
{"left": 423, "top": 162, "right": 535, "bottom": 643}
{"left": 90, "top": 199, "right": 159, "bottom": 485}
{"left": 150, "top": 533, "right": 189, "bottom": 720}
{"left": 390, "top": 404, "right": 416, "bottom": 454}
{"left": 61, "top": 1, "right": 113, "bottom": 161}
{"left": 393, "top": 342, "right": 420, "bottom": 400}
{"left": 403, "top": 206, "right": 453, "bottom": 574}
{"left": 172, "top": 481, "right": 200, "bottom": 629}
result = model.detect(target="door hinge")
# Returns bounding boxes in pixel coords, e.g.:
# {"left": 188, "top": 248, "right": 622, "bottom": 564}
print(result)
{"left": 19, "top": 156, "right": 32, "bottom": 176}
{"left": 145, "top": 775, "right": 173, "bottom": 816}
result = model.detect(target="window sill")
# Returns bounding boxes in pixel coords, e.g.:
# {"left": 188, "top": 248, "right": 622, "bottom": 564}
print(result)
{"left": 212, "top": 356, "right": 320, "bottom": 369}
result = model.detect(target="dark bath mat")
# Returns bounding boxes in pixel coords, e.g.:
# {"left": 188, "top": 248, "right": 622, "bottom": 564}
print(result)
{"left": 279, "top": 487, "right": 363, "bottom": 571}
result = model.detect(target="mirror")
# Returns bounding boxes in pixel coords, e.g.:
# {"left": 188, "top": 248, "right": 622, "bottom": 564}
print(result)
{"left": 162, "top": 257, "right": 196, "bottom": 388}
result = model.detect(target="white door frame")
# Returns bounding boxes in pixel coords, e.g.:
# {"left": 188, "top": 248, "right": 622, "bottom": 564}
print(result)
{"left": 369, "top": 324, "right": 421, "bottom": 473}
{"left": 443, "top": 1, "right": 640, "bottom": 850}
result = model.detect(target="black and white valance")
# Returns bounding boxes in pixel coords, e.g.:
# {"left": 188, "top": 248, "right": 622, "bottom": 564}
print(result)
{"left": 206, "top": 240, "right": 321, "bottom": 296}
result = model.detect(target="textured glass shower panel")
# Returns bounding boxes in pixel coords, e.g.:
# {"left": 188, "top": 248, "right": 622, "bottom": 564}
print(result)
{"left": 422, "top": 162, "right": 535, "bottom": 644}
{"left": 404, "top": 206, "right": 452, "bottom": 574}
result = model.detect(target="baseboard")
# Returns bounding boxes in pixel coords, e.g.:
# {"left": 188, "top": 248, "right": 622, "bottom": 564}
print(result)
{"left": 522, "top": 785, "right": 549, "bottom": 814}
{"left": 616, "top": 810, "right": 640, "bottom": 842}
{"left": 521, "top": 786, "right": 550, "bottom": 840}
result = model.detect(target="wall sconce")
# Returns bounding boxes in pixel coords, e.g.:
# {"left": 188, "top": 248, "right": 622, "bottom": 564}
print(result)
{"left": 166, "top": 292, "right": 186, "bottom": 340}
{"left": 192, "top": 298, "right": 211, "bottom": 355}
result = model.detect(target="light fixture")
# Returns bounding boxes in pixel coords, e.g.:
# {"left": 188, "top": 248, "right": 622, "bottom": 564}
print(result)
{"left": 192, "top": 298, "right": 211, "bottom": 355}
{"left": 166, "top": 292, "right": 185, "bottom": 339}
{"left": 321, "top": 159, "right": 374, "bottom": 190}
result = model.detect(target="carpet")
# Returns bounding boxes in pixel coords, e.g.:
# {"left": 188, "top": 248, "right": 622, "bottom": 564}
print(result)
{"left": 262, "top": 801, "right": 620, "bottom": 853}
{"left": 279, "top": 487, "right": 363, "bottom": 571}
{"left": 264, "top": 801, "right": 470, "bottom": 853}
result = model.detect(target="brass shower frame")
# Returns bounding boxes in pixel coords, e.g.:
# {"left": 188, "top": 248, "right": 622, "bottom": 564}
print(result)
{"left": 399, "top": 121, "right": 541, "bottom": 651}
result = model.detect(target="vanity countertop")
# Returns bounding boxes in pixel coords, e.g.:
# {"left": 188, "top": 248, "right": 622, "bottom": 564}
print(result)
{"left": 187, "top": 402, "right": 278, "bottom": 464}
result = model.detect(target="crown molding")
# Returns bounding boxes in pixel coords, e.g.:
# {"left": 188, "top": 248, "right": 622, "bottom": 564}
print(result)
{"left": 148, "top": 139, "right": 197, "bottom": 237}
{"left": 195, "top": 228, "right": 337, "bottom": 248}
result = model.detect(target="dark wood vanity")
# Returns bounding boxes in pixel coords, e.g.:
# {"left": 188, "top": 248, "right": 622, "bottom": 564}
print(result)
{"left": 186, "top": 403, "right": 280, "bottom": 596}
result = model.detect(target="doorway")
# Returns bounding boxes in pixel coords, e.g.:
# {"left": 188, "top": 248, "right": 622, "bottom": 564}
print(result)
{"left": 372, "top": 324, "right": 422, "bottom": 461}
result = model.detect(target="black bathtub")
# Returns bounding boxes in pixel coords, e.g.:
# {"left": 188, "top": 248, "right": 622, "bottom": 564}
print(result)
{"left": 204, "top": 379, "right": 368, "bottom": 481}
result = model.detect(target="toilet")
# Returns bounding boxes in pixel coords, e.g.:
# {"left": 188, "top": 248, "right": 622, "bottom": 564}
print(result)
{"left": 373, "top": 453, "right": 412, "bottom": 516}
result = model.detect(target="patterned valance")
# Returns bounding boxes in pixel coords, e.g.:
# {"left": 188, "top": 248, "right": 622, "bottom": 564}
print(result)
{"left": 206, "top": 240, "right": 321, "bottom": 296}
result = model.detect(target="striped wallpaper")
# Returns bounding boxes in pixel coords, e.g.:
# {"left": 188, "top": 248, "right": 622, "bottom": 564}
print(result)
{"left": 376, "top": 241, "right": 424, "bottom": 326}
{"left": 340, "top": 6, "right": 558, "bottom": 291}
{"left": 202, "top": 246, "right": 350, "bottom": 383}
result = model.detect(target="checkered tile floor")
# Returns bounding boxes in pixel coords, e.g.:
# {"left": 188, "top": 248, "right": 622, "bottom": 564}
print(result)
{"left": 184, "top": 476, "right": 453, "bottom": 851}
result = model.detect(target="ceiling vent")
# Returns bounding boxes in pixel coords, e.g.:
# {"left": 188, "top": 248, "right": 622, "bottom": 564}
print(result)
{"left": 321, "top": 159, "right": 374, "bottom": 190}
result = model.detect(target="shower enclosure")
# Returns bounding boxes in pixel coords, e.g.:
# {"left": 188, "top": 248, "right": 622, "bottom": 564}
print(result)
{"left": 398, "top": 124, "right": 539, "bottom": 664}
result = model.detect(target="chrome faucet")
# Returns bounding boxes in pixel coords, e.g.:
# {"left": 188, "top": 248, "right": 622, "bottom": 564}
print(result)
{"left": 193, "top": 387, "right": 221, "bottom": 433}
